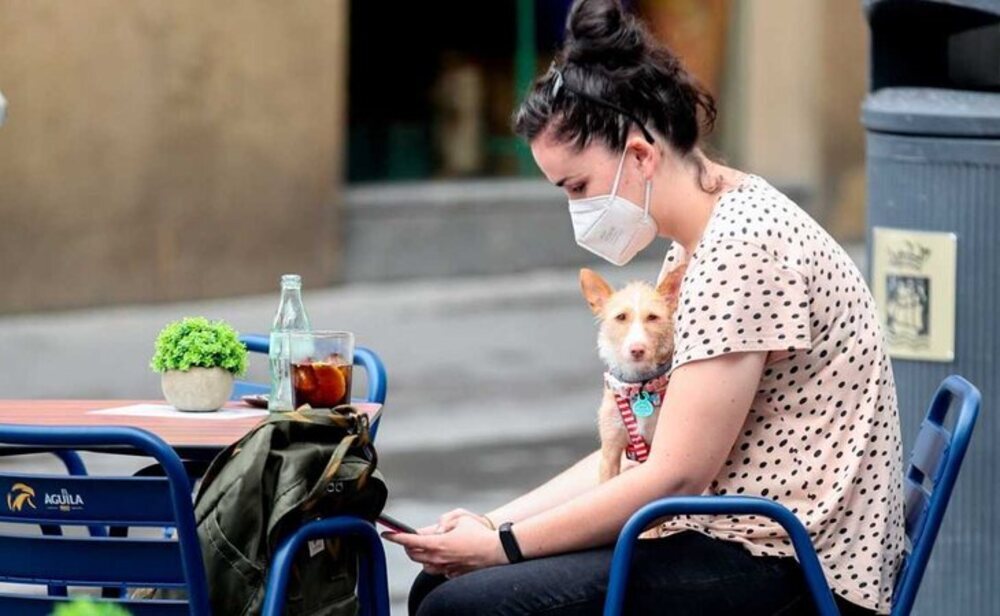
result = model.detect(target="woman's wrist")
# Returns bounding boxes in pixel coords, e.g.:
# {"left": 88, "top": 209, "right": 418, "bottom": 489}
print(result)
{"left": 497, "top": 522, "right": 525, "bottom": 564}
{"left": 481, "top": 513, "right": 497, "bottom": 530}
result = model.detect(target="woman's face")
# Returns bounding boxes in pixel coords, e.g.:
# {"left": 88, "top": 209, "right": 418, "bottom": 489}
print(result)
{"left": 530, "top": 130, "right": 648, "bottom": 206}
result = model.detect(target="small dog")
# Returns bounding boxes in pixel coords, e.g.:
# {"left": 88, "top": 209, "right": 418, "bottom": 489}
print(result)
{"left": 579, "top": 264, "right": 686, "bottom": 483}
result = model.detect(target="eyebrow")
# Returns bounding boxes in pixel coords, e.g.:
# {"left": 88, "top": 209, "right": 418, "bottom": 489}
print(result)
{"left": 555, "top": 175, "right": 578, "bottom": 188}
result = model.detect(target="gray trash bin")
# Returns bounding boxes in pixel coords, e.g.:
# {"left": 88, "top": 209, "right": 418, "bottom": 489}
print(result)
{"left": 863, "top": 1, "right": 1000, "bottom": 614}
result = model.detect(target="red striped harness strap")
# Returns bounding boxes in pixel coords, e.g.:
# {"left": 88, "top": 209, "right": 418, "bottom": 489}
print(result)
{"left": 604, "top": 371, "right": 670, "bottom": 463}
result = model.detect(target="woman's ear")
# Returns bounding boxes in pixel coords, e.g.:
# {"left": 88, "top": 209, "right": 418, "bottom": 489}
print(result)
{"left": 627, "top": 134, "right": 662, "bottom": 182}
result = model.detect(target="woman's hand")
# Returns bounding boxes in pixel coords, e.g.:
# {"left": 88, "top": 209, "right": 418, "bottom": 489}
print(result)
{"left": 382, "top": 516, "right": 507, "bottom": 578}
{"left": 428, "top": 508, "right": 495, "bottom": 534}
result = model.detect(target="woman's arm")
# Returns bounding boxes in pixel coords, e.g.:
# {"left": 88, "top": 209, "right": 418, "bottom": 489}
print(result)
{"left": 512, "top": 351, "right": 766, "bottom": 557}
{"left": 435, "top": 449, "right": 641, "bottom": 532}
{"left": 484, "top": 449, "right": 640, "bottom": 525}
{"left": 384, "top": 351, "right": 767, "bottom": 574}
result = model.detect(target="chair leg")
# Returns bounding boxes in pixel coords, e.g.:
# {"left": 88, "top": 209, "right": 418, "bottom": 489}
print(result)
{"left": 357, "top": 552, "right": 372, "bottom": 616}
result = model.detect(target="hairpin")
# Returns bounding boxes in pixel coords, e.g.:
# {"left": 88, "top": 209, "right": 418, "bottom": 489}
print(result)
{"left": 550, "top": 62, "right": 564, "bottom": 98}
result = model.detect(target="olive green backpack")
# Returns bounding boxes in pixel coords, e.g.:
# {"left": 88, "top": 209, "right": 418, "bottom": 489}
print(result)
{"left": 192, "top": 407, "right": 387, "bottom": 615}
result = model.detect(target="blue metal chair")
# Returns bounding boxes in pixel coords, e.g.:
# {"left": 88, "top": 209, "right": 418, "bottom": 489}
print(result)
{"left": 0, "top": 449, "right": 106, "bottom": 597}
{"left": 261, "top": 516, "right": 391, "bottom": 616}
{"left": 603, "top": 374, "right": 981, "bottom": 616}
{"left": 234, "top": 334, "right": 388, "bottom": 439}
{"left": 0, "top": 425, "right": 210, "bottom": 615}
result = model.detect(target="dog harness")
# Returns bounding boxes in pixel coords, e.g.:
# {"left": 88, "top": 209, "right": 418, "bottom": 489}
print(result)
{"left": 604, "top": 370, "right": 670, "bottom": 463}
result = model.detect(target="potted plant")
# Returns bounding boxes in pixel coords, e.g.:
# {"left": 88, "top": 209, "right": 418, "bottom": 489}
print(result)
{"left": 150, "top": 317, "right": 248, "bottom": 412}
{"left": 52, "top": 598, "right": 133, "bottom": 615}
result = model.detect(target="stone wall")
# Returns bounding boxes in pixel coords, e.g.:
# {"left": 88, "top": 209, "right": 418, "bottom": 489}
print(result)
{"left": 0, "top": 1, "right": 347, "bottom": 313}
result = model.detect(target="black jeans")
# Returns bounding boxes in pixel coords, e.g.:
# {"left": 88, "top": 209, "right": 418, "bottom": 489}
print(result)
{"left": 408, "top": 531, "right": 877, "bottom": 616}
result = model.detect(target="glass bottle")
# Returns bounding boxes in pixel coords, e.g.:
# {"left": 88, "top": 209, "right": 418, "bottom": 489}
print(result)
{"left": 269, "top": 274, "right": 311, "bottom": 411}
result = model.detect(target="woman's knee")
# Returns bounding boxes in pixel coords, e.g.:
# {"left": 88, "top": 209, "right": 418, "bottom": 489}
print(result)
{"left": 408, "top": 571, "right": 449, "bottom": 616}
{"left": 410, "top": 570, "right": 501, "bottom": 616}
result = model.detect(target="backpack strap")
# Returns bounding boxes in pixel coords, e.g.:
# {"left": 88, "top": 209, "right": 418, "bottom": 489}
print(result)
{"left": 195, "top": 408, "right": 370, "bottom": 505}
{"left": 299, "top": 435, "right": 358, "bottom": 512}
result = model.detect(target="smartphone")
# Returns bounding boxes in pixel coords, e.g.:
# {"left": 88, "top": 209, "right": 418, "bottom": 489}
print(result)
{"left": 377, "top": 513, "right": 418, "bottom": 534}
{"left": 240, "top": 394, "right": 269, "bottom": 409}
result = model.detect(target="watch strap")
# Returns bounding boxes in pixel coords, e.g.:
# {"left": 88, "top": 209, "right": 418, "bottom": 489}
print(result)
{"left": 498, "top": 522, "right": 525, "bottom": 563}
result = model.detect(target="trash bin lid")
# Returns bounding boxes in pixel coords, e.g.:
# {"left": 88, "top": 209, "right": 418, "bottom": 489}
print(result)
{"left": 864, "top": 0, "right": 1000, "bottom": 20}
{"left": 862, "top": 87, "right": 1000, "bottom": 137}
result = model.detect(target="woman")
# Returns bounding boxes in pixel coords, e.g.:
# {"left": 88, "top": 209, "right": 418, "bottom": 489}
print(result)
{"left": 384, "top": 1, "right": 903, "bottom": 614}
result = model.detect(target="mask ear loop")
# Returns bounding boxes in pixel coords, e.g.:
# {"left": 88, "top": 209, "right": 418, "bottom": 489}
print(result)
{"left": 610, "top": 148, "right": 653, "bottom": 223}
{"left": 608, "top": 148, "right": 630, "bottom": 199}
{"left": 642, "top": 179, "right": 652, "bottom": 221}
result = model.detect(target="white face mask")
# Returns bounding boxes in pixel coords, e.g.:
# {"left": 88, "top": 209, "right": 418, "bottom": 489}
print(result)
{"left": 567, "top": 148, "right": 658, "bottom": 266}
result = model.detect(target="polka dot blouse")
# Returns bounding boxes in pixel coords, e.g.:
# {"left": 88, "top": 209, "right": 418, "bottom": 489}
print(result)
{"left": 654, "top": 173, "right": 904, "bottom": 613}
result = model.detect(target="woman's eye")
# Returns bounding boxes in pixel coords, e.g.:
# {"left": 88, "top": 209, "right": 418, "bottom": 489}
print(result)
{"left": 569, "top": 183, "right": 587, "bottom": 196}
{"left": 615, "top": 313, "right": 627, "bottom": 322}
{"left": 646, "top": 314, "right": 660, "bottom": 322}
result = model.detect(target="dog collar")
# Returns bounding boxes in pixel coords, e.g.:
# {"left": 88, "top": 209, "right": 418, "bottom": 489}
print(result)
{"left": 606, "top": 363, "right": 671, "bottom": 384}
{"left": 604, "top": 370, "right": 670, "bottom": 400}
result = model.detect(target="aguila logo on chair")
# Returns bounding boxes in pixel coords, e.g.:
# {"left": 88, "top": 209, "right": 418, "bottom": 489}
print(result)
{"left": 5, "top": 483, "right": 85, "bottom": 512}
{"left": 6, "top": 483, "right": 36, "bottom": 512}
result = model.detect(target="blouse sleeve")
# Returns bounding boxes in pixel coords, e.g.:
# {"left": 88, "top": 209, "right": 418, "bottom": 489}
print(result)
{"left": 671, "top": 239, "right": 812, "bottom": 371}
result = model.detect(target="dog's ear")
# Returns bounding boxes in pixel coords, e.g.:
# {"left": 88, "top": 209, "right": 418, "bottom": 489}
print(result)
{"left": 655, "top": 262, "right": 687, "bottom": 301}
{"left": 580, "top": 268, "right": 613, "bottom": 315}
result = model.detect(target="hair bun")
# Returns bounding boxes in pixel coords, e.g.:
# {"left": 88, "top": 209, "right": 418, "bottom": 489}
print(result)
{"left": 565, "top": 0, "right": 645, "bottom": 70}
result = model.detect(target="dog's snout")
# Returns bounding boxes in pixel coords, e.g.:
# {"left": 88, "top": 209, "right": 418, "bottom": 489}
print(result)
{"left": 629, "top": 346, "right": 646, "bottom": 360}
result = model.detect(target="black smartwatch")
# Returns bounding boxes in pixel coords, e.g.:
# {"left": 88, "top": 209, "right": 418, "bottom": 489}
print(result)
{"left": 498, "top": 522, "right": 525, "bottom": 564}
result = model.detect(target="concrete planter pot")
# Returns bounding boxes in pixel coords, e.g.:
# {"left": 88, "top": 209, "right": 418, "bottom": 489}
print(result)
{"left": 161, "top": 367, "right": 234, "bottom": 412}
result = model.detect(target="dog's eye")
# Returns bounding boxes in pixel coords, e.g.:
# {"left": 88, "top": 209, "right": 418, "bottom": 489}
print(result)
{"left": 615, "top": 313, "right": 627, "bottom": 322}
{"left": 646, "top": 314, "right": 660, "bottom": 322}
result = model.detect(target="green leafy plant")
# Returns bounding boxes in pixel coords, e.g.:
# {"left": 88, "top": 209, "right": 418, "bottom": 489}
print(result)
{"left": 51, "top": 598, "right": 133, "bottom": 616}
{"left": 150, "top": 317, "right": 248, "bottom": 375}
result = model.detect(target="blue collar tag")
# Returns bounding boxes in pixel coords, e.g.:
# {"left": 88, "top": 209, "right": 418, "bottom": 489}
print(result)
{"left": 631, "top": 391, "right": 656, "bottom": 418}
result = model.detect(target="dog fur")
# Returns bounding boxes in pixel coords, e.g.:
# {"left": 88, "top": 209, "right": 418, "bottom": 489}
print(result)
{"left": 579, "top": 264, "right": 686, "bottom": 483}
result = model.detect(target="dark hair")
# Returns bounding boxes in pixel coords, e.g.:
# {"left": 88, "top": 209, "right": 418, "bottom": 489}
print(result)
{"left": 513, "top": 0, "right": 719, "bottom": 190}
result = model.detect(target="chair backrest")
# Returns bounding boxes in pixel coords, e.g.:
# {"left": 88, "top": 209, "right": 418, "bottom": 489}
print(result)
{"left": 0, "top": 425, "right": 210, "bottom": 615}
{"left": 892, "top": 375, "right": 981, "bottom": 615}
{"left": 260, "top": 516, "right": 390, "bottom": 616}
{"left": 235, "top": 335, "right": 388, "bottom": 437}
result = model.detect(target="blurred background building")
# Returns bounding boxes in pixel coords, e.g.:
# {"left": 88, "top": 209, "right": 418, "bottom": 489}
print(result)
{"left": 0, "top": 0, "right": 868, "bottom": 314}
